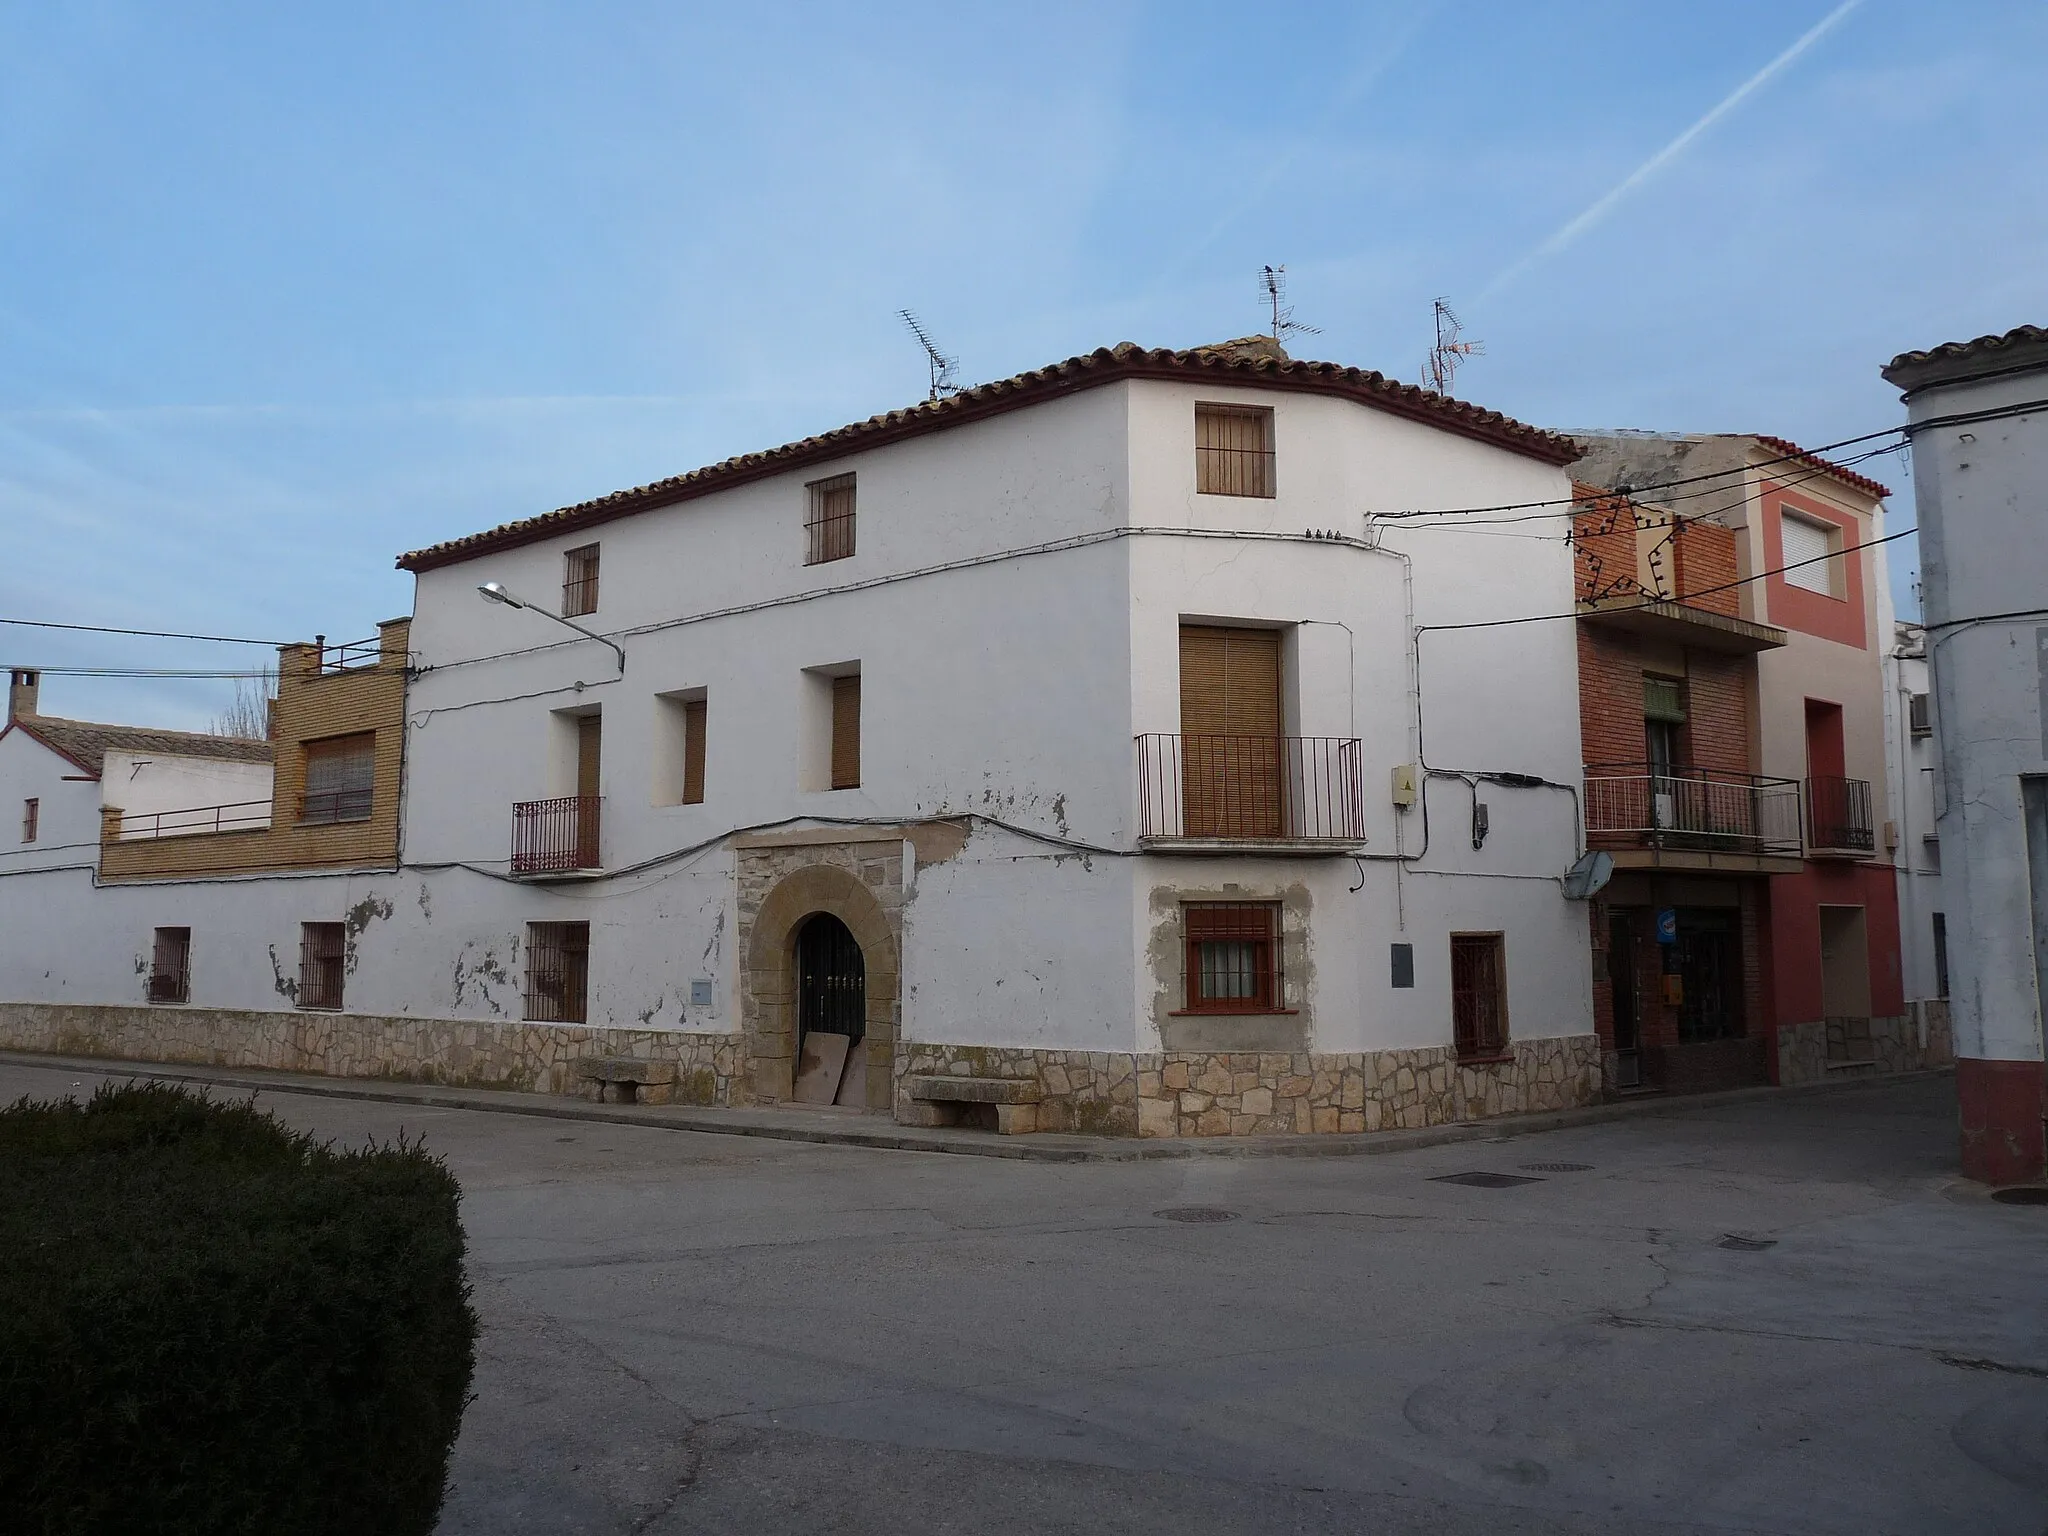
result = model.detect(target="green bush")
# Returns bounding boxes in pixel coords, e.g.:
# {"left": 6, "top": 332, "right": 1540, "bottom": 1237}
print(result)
{"left": 0, "top": 1082, "right": 477, "bottom": 1535}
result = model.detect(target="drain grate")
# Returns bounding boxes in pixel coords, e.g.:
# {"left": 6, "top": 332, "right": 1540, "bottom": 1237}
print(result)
{"left": 1519, "top": 1162, "right": 1593, "bottom": 1173}
{"left": 1719, "top": 1234, "right": 1777, "bottom": 1251}
{"left": 1431, "top": 1171, "right": 1542, "bottom": 1188}
{"left": 1154, "top": 1206, "right": 1240, "bottom": 1223}
{"left": 1991, "top": 1186, "right": 2048, "bottom": 1207}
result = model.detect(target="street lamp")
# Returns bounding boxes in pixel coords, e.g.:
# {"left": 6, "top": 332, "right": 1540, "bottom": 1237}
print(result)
{"left": 476, "top": 581, "right": 625, "bottom": 674}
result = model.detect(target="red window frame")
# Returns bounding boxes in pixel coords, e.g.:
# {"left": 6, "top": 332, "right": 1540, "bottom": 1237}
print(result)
{"left": 1181, "top": 901, "right": 1283, "bottom": 1013}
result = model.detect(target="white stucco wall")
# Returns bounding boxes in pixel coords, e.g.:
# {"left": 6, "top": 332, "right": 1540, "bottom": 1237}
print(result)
{"left": 1893, "top": 355, "right": 2048, "bottom": 1064}
{"left": 1884, "top": 626, "right": 1947, "bottom": 1005}
{"left": 102, "top": 750, "right": 274, "bottom": 835}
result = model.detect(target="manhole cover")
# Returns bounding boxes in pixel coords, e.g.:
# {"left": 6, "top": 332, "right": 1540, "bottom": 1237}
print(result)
{"left": 1431, "top": 1171, "right": 1542, "bottom": 1188}
{"left": 1154, "top": 1206, "right": 1239, "bottom": 1223}
{"left": 1519, "top": 1162, "right": 1593, "bottom": 1173}
{"left": 1719, "top": 1234, "right": 1777, "bottom": 1251}
{"left": 1991, "top": 1186, "right": 2048, "bottom": 1207}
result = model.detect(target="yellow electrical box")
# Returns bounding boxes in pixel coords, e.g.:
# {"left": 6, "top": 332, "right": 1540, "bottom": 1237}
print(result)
{"left": 1390, "top": 764, "right": 1418, "bottom": 809}
{"left": 1663, "top": 974, "right": 1685, "bottom": 1007}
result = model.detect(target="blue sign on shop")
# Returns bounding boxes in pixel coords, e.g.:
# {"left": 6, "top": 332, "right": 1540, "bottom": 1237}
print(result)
{"left": 1656, "top": 909, "right": 1678, "bottom": 945}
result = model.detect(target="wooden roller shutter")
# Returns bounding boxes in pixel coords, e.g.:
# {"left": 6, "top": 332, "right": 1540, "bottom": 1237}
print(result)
{"left": 831, "top": 675, "right": 861, "bottom": 790}
{"left": 576, "top": 715, "right": 602, "bottom": 866}
{"left": 682, "top": 700, "right": 707, "bottom": 805}
{"left": 1178, "top": 626, "right": 1283, "bottom": 836}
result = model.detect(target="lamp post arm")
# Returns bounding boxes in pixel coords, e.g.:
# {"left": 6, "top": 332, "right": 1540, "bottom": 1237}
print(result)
{"left": 538, "top": 610, "right": 625, "bottom": 674}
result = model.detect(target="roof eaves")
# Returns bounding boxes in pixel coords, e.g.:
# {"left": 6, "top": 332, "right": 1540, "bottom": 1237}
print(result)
{"left": 1744, "top": 434, "right": 1891, "bottom": 501}
{"left": 395, "top": 343, "right": 1580, "bottom": 573}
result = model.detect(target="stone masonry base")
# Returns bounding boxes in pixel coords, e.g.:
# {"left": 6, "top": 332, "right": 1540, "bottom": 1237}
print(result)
{"left": 1776, "top": 1002, "right": 1953, "bottom": 1087}
{"left": 897, "top": 1035, "right": 1602, "bottom": 1138}
{"left": 0, "top": 1002, "right": 748, "bottom": 1105}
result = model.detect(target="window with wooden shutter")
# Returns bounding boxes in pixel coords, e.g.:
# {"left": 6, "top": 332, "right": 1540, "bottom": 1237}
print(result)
{"left": 830, "top": 674, "right": 861, "bottom": 789}
{"left": 20, "top": 797, "right": 36, "bottom": 843}
{"left": 1178, "top": 625, "right": 1283, "bottom": 836}
{"left": 299, "top": 922, "right": 345, "bottom": 1010}
{"left": 1194, "top": 404, "right": 1275, "bottom": 497}
{"left": 1182, "top": 901, "right": 1282, "bottom": 1012}
{"left": 1451, "top": 933, "right": 1508, "bottom": 1060}
{"left": 682, "top": 699, "right": 707, "bottom": 805}
{"left": 302, "top": 734, "right": 375, "bottom": 824}
{"left": 806, "top": 474, "right": 856, "bottom": 564}
{"left": 1908, "top": 692, "right": 1930, "bottom": 738}
{"left": 562, "top": 543, "right": 600, "bottom": 616}
{"left": 149, "top": 927, "right": 191, "bottom": 1004}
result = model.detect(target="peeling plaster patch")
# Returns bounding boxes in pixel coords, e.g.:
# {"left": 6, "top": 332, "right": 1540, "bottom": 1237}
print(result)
{"left": 1052, "top": 794, "right": 1070, "bottom": 837}
{"left": 700, "top": 908, "right": 724, "bottom": 972}
{"left": 1145, "top": 880, "right": 1314, "bottom": 1048}
{"left": 342, "top": 894, "right": 395, "bottom": 977}
{"left": 417, "top": 882, "right": 433, "bottom": 922}
{"left": 452, "top": 940, "right": 513, "bottom": 1016}
{"left": 132, "top": 954, "right": 148, "bottom": 976}
{"left": 267, "top": 944, "right": 299, "bottom": 1004}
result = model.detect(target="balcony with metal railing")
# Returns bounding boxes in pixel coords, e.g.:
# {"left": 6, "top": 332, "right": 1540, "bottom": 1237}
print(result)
{"left": 1804, "top": 775, "right": 1874, "bottom": 855}
{"left": 511, "top": 795, "right": 603, "bottom": 875}
{"left": 114, "top": 799, "right": 273, "bottom": 841}
{"left": 1585, "top": 764, "right": 1804, "bottom": 869}
{"left": 1136, "top": 734, "right": 1365, "bottom": 851}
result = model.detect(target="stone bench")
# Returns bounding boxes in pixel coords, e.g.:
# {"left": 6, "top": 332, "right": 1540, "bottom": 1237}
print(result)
{"left": 572, "top": 1057, "right": 677, "bottom": 1105}
{"left": 900, "top": 1074, "right": 1043, "bottom": 1134}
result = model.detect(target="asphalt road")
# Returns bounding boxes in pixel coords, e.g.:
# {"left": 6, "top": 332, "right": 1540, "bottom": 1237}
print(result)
{"left": 6, "top": 1061, "right": 2043, "bottom": 1535}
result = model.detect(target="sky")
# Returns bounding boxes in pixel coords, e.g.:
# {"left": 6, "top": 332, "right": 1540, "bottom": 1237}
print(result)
{"left": 3, "top": 0, "right": 2044, "bottom": 729}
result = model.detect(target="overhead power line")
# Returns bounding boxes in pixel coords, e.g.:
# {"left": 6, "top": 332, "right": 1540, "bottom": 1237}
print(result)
{"left": 0, "top": 617, "right": 289, "bottom": 646}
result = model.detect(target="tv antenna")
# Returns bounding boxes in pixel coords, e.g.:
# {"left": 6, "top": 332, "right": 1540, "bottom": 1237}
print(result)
{"left": 1422, "top": 297, "right": 1483, "bottom": 395}
{"left": 1260, "top": 265, "right": 1321, "bottom": 346}
{"left": 898, "top": 309, "right": 959, "bottom": 400}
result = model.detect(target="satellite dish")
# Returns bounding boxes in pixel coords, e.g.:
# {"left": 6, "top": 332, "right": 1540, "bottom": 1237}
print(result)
{"left": 1561, "top": 850, "right": 1614, "bottom": 901}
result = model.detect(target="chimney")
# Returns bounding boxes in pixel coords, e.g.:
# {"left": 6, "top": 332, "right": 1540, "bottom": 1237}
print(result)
{"left": 7, "top": 669, "right": 39, "bottom": 723}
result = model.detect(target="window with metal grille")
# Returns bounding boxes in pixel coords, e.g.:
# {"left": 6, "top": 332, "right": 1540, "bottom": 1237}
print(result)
{"left": 1195, "top": 405, "right": 1275, "bottom": 498}
{"left": 20, "top": 797, "right": 36, "bottom": 843}
{"left": 1779, "top": 510, "right": 1837, "bottom": 595}
{"left": 1182, "top": 902, "right": 1282, "bottom": 1012}
{"left": 148, "top": 927, "right": 190, "bottom": 1004}
{"left": 302, "top": 733, "right": 375, "bottom": 824}
{"left": 1908, "top": 692, "right": 1931, "bottom": 738}
{"left": 1450, "top": 932, "right": 1509, "bottom": 1060}
{"left": 1932, "top": 913, "right": 1949, "bottom": 999}
{"left": 806, "top": 473, "right": 856, "bottom": 565}
{"left": 830, "top": 673, "right": 861, "bottom": 789}
{"left": 298, "top": 922, "right": 345, "bottom": 1010}
{"left": 562, "top": 543, "right": 600, "bottom": 616}
{"left": 524, "top": 921, "right": 590, "bottom": 1023}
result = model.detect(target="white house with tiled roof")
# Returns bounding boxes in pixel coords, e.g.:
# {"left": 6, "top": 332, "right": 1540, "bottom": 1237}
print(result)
{"left": 0, "top": 337, "right": 1605, "bottom": 1138}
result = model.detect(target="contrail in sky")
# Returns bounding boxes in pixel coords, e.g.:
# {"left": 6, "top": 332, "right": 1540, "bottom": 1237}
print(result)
{"left": 1477, "top": 0, "right": 1864, "bottom": 303}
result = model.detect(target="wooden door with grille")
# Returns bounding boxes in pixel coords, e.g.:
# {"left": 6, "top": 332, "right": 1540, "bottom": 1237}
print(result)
{"left": 1179, "top": 625, "right": 1284, "bottom": 837}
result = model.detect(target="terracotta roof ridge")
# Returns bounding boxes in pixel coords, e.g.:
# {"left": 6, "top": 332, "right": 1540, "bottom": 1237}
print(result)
{"left": 1885, "top": 322, "right": 2048, "bottom": 372}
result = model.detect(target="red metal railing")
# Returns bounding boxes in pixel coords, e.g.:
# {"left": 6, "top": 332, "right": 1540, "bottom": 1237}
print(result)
{"left": 115, "top": 799, "right": 272, "bottom": 841}
{"left": 511, "top": 796, "right": 602, "bottom": 874}
{"left": 1584, "top": 765, "right": 1802, "bottom": 857}
{"left": 1137, "top": 734, "right": 1364, "bottom": 842}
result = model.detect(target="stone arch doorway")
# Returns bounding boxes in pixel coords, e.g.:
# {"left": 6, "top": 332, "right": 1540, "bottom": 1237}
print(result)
{"left": 794, "top": 913, "right": 867, "bottom": 1103}
{"left": 740, "top": 853, "right": 900, "bottom": 1111}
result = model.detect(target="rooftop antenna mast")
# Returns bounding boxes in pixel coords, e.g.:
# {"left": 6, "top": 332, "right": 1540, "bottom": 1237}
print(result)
{"left": 898, "top": 309, "right": 959, "bottom": 400}
{"left": 1422, "top": 297, "right": 1482, "bottom": 395}
{"left": 1260, "top": 265, "right": 1321, "bottom": 347}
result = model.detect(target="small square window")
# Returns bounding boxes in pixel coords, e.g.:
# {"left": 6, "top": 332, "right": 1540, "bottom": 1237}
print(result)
{"left": 563, "top": 544, "right": 600, "bottom": 616}
{"left": 524, "top": 922, "right": 590, "bottom": 1023}
{"left": 1451, "top": 932, "right": 1509, "bottom": 1060}
{"left": 1194, "top": 405, "right": 1275, "bottom": 498}
{"left": 299, "top": 922, "right": 345, "bottom": 1010}
{"left": 806, "top": 474, "right": 856, "bottom": 565}
{"left": 1183, "top": 902, "right": 1282, "bottom": 1012}
{"left": 149, "top": 927, "right": 191, "bottom": 1004}
{"left": 1779, "top": 510, "right": 1839, "bottom": 596}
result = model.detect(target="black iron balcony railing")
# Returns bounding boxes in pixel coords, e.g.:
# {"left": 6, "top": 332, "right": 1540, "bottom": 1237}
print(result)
{"left": 511, "top": 795, "right": 602, "bottom": 874}
{"left": 113, "top": 798, "right": 273, "bottom": 841}
{"left": 1137, "top": 734, "right": 1365, "bottom": 842}
{"left": 1584, "top": 764, "right": 1803, "bottom": 857}
{"left": 1805, "top": 775, "right": 1874, "bottom": 852}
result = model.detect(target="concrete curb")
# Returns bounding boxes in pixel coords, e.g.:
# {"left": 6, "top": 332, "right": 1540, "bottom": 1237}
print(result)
{"left": 0, "top": 1048, "right": 1951, "bottom": 1164}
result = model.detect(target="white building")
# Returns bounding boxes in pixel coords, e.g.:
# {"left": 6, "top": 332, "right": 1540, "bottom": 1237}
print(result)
{"left": 1883, "top": 323, "right": 2048, "bottom": 1182}
{"left": 1883, "top": 621, "right": 1948, "bottom": 1016}
{"left": 0, "top": 338, "right": 1603, "bottom": 1136}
